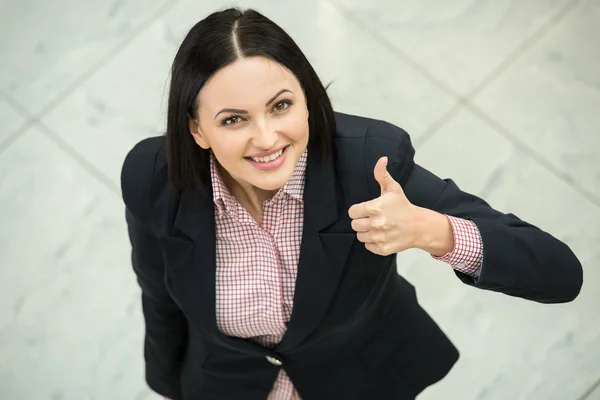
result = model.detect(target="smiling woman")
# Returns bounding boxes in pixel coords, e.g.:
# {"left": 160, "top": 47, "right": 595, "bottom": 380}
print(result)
{"left": 186, "top": 57, "right": 310, "bottom": 220}
{"left": 120, "top": 6, "right": 583, "bottom": 400}
{"left": 165, "top": 8, "right": 333, "bottom": 196}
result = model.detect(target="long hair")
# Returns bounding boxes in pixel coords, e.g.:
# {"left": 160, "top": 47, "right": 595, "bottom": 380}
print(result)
{"left": 165, "top": 7, "right": 336, "bottom": 192}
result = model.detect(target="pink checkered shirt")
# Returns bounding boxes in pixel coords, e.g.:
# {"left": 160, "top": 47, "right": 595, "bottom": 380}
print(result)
{"left": 209, "top": 151, "right": 483, "bottom": 399}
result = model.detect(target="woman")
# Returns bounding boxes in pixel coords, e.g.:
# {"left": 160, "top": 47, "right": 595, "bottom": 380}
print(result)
{"left": 121, "top": 7, "right": 583, "bottom": 400}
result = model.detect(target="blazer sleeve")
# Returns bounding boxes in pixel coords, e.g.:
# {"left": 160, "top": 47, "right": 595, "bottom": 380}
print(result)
{"left": 365, "top": 119, "right": 583, "bottom": 304}
{"left": 121, "top": 139, "right": 186, "bottom": 400}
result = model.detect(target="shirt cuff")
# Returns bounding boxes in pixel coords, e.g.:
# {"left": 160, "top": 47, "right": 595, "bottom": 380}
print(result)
{"left": 431, "top": 215, "right": 484, "bottom": 278}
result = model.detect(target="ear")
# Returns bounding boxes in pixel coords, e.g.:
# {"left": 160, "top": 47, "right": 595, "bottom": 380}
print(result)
{"left": 188, "top": 115, "right": 211, "bottom": 150}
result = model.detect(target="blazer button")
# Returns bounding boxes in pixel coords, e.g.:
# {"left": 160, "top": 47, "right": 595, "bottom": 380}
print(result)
{"left": 266, "top": 356, "right": 283, "bottom": 366}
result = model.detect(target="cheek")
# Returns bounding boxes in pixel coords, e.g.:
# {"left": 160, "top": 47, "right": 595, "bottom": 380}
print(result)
{"left": 210, "top": 135, "right": 247, "bottom": 162}
{"left": 286, "top": 111, "right": 310, "bottom": 141}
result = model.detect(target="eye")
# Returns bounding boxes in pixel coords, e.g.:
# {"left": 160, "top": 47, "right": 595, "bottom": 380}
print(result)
{"left": 220, "top": 115, "right": 244, "bottom": 126}
{"left": 273, "top": 99, "right": 292, "bottom": 112}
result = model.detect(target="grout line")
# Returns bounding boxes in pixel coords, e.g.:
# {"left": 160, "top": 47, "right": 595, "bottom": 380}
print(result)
{"left": 0, "top": 92, "right": 38, "bottom": 156}
{"left": 37, "top": 121, "right": 121, "bottom": 196}
{"left": 326, "top": 0, "right": 463, "bottom": 103}
{"left": 576, "top": 375, "right": 600, "bottom": 400}
{"left": 466, "top": 103, "right": 600, "bottom": 208}
{"left": 413, "top": 102, "right": 465, "bottom": 150}
{"left": 33, "top": 0, "right": 181, "bottom": 121}
{"left": 465, "top": 0, "right": 585, "bottom": 102}
{"left": 1, "top": 91, "right": 34, "bottom": 121}
{"left": 0, "top": 120, "right": 35, "bottom": 156}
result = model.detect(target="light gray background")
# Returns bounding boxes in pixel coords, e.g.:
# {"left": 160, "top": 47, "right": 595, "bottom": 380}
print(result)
{"left": 1, "top": 0, "right": 599, "bottom": 399}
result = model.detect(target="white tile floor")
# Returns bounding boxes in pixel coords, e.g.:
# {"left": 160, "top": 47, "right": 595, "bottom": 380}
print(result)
{"left": 0, "top": 0, "right": 598, "bottom": 399}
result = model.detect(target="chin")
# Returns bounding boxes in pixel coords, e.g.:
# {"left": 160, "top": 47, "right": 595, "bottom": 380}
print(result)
{"left": 254, "top": 179, "right": 288, "bottom": 192}
{"left": 252, "top": 170, "right": 294, "bottom": 192}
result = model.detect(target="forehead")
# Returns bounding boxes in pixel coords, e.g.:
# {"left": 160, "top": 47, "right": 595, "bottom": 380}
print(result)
{"left": 198, "top": 56, "right": 302, "bottom": 109}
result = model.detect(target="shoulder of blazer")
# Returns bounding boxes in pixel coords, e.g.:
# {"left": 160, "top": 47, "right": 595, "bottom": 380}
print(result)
{"left": 333, "top": 112, "right": 416, "bottom": 198}
{"left": 120, "top": 136, "right": 166, "bottom": 222}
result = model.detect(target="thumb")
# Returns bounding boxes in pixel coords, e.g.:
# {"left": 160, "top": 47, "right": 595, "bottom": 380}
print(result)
{"left": 374, "top": 156, "right": 402, "bottom": 195}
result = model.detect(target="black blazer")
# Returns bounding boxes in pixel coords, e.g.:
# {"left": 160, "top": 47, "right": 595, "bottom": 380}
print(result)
{"left": 121, "top": 112, "right": 583, "bottom": 400}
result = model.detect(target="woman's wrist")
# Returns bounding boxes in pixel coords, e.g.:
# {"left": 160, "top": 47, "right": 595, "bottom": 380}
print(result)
{"left": 413, "top": 206, "right": 455, "bottom": 257}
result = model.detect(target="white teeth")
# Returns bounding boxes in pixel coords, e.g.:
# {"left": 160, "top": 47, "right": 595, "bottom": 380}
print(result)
{"left": 251, "top": 148, "right": 284, "bottom": 163}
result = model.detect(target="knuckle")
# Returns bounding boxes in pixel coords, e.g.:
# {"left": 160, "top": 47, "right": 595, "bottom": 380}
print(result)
{"left": 366, "top": 203, "right": 381, "bottom": 215}
{"left": 375, "top": 219, "right": 388, "bottom": 230}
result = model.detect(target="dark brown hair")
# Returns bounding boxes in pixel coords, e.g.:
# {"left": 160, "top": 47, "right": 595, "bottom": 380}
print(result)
{"left": 165, "top": 7, "right": 336, "bottom": 192}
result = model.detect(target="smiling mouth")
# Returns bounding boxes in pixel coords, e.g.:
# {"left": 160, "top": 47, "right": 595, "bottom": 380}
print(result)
{"left": 245, "top": 145, "right": 289, "bottom": 163}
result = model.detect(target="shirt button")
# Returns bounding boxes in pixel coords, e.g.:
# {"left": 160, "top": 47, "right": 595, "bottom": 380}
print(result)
{"left": 266, "top": 356, "right": 283, "bottom": 366}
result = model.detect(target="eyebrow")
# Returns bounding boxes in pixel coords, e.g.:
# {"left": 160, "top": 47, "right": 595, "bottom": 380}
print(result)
{"left": 213, "top": 89, "right": 293, "bottom": 119}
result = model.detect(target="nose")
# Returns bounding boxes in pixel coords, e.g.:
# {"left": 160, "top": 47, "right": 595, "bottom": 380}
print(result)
{"left": 252, "top": 120, "right": 278, "bottom": 149}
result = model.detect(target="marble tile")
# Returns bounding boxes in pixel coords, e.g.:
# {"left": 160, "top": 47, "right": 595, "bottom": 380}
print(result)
{"left": 0, "top": 97, "right": 27, "bottom": 147}
{"left": 137, "top": 387, "right": 156, "bottom": 400}
{"left": 41, "top": 0, "right": 456, "bottom": 187}
{"left": 142, "top": 390, "right": 160, "bottom": 400}
{"left": 586, "top": 383, "right": 600, "bottom": 400}
{"left": 473, "top": 0, "right": 600, "bottom": 201}
{"left": 0, "top": 0, "right": 170, "bottom": 115}
{"left": 395, "top": 109, "right": 600, "bottom": 400}
{"left": 0, "top": 126, "right": 147, "bottom": 398}
{"left": 333, "top": 0, "right": 571, "bottom": 94}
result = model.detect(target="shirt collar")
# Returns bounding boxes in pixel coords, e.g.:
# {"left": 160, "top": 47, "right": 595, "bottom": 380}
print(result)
{"left": 209, "top": 148, "right": 308, "bottom": 217}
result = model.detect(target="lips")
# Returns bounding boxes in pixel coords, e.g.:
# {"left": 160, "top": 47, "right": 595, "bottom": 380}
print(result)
{"left": 245, "top": 145, "right": 289, "bottom": 162}
{"left": 245, "top": 145, "right": 290, "bottom": 171}
{"left": 245, "top": 145, "right": 289, "bottom": 159}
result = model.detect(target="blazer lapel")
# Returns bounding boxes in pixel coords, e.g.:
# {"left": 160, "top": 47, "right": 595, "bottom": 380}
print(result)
{"left": 171, "top": 187, "right": 218, "bottom": 337}
{"left": 170, "top": 188, "right": 269, "bottom": 356}
{"left": 276, "top": 146, "right": 355, "bottom": 352}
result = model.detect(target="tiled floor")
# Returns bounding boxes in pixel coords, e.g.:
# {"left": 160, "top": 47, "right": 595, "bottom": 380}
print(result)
{"left": 0, "top": 0, "right": 598, "bottom": 399}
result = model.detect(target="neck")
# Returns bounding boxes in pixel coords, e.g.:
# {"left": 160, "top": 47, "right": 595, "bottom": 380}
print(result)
{"left": 219, "top": 165, "right": 278, "bottom": 215}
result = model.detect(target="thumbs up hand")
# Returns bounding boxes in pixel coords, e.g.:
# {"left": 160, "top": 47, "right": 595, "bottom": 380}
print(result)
{"left": 348, "top": 156, "right": 422, "bottom": 256}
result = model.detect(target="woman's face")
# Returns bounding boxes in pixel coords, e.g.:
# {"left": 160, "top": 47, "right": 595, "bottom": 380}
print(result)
{"left": 189, "top": 56, "right": 310, "bottom": 195}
